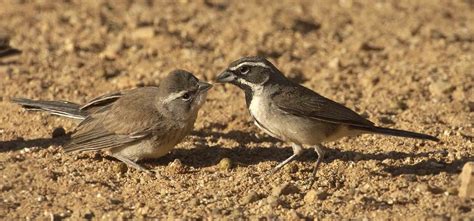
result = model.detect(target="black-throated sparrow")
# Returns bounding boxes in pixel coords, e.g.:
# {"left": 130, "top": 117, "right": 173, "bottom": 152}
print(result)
{"left": 216, "top": 56, "right": 438, "bottom": 184}
{"left": 12, "top": 70, "right": 212, "bottom": 173}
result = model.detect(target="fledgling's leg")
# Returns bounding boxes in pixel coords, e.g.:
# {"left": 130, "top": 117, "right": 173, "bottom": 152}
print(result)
{"left": 112, "top": 153, "right": 153, "bottom": 174}
{"left": 271, "top": 143, "right": 304, "bottom": 173}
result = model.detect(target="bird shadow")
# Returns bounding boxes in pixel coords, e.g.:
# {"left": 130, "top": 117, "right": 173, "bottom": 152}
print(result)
{"left": 149, "top": 142, "right": 470, "bottom": 176}
{"left": 381, "top": 157, "right": 473, "bottom": 176}
{"left": 0, "top": 135, "right": 70, "bottom": 153}
{"left": 1, "top": 123, "right": 470, "bottom": 176}
{"left": 146, "top": 122, "right": 470, "bottom": 176}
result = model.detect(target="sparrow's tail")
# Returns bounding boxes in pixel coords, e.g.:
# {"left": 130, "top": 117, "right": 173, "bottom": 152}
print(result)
{"left": 11, "top": 98, "right": 87, "bottom": 120}
{"left": 362, "top": 126, "right": 439, "bottom": 142}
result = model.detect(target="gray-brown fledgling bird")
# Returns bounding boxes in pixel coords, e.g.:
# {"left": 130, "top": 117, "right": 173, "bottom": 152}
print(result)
{"left": 12, "top": 70, "right": 212, "bottom": 173}
{"left": 216, "top": 56, "right": 438, "bottom": 184}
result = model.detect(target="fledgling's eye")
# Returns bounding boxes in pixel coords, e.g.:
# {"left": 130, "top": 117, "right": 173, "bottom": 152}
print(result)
{"left": 239, "top": 66, "right": 249, "bottom": 75}
{"left": 181, "top": 92, "right": 191, "bottom": 100}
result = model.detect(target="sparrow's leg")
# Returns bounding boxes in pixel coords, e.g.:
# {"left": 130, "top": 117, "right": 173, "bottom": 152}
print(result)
{"left": 111, "top": 153, "right": 153, "bottom": 174}
{"left": 309, "top": 144, "right": 325, "bottom": 188}
{"left": 271, "top": 143, "right": 304, "bottom": 173}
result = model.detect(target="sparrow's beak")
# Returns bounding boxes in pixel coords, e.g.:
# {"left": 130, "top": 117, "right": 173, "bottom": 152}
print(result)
{"left": 197, "top": 81, "right": 213, "bottom": 92}
{"left": 216, "top": 70, "right": 236, "bottom": 83}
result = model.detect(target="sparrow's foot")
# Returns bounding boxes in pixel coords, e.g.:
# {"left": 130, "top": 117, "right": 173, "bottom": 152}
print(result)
{"left": 270, "top": 143, "right": 304, "bottom": 175}
{"left": 308, "top": 144, "right": 325, "bottom": 189}
{"left": 265, "top": 166, "right": 279, "bottom": 177}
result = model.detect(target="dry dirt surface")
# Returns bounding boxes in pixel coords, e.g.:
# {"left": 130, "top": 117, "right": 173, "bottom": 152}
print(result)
{"left": 0, "top": 0, "right": 473, "bottom": 220}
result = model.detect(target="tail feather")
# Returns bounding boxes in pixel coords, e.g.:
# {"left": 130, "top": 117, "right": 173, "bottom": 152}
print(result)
{"left": 365, "top": 126, "right": 439, "bottom": 142}
{"left": 11, "top": 98, "right": 87, "bottom": 120}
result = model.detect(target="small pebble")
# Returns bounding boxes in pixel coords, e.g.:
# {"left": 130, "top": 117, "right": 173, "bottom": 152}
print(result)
{"left": 52, "top": 127, "right": 66, "bottom": 138}
{"left": 459, "top": 162, "right": 474, "bottom": 198}
{"left": 138, "top": 206, "right": 150, "bottom": 216}
{"left": 189, "top": 198, "right": 199, "bottom": 207}
{"left": 0, "top": 184, "right": 12, "bottom": 192}
{"left": 429, "top": 80, "right": 453, "bottom": 97}
{"left": 379, "top": 116, "right": 394, "bottom": 125}
{"left": 36, "top": 196, "right": 45, "bottom": 202}
{"left": 271, "top": 182, "right": 298, "bottom": 196}
{"left": 328, "top": 58, "right": 340, "bottom": 69}
{"left": 446, "top": 187, "right": 458, "bottom": 195}
{"left": 287, "top": 209, "right": 301, "bottom": 220}
{"left": 428, "top": 185, "right": 444, "bottom": 194}
{"left": 131, "top": 27, "right": 155, "bottom": 39}
{"left": 415, "top": 183, "right": 429, "bottom": 192}
{"left": 100, "top": 41, "right": 123, "bottom": 60}
{"left": 218, "top": 157, "right": 233, "bottom": 171}
{"left": 241, "top": 191, "right": 260, "bottom": 204}
{"left": 468, "top": 101, "right": 474, "bottom": 112}
{"left": 360, "top": 41, "right": 384, "bottom": 51}
{"left": 451, "top": 87, "right": 466, "bottom": 101}
{"left": 266, "top": 196, "right": 280, "bottom": 207}
{"left": 283, "top": 163, "right": 298, "bottom": 173}
{"left": 317, "top": 191, "right": 329, "bottom": 200}
{"left": 167, "top": 159, "right": 186, "bottom": 174}
{"left": 114, "top": 163, "right": 128, "bottom": 174}
{"left": 459, "top": 128, "right": 474, "bottom": 138}
{"left": 304, "top": 189, "right": 318, "bottom": 204}
{"left": 401, "top": 174, "right": 417, "bottom": 182}
{"left": 82, "top": 210, "right": 94, "bottom": 219}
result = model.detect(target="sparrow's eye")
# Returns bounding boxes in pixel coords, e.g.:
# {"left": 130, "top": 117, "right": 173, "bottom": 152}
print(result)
{"left": 239, "top": 66, "right": 249, "bottom": 75}
{"left": 181, "top": 92, "right": 191, "bottom": 100}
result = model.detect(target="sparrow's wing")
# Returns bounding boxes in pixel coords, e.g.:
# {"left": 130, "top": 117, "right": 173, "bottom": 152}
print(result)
{"left": 65, "top": 87, "right": 167, "bottom": 152}
{"left": 273, "top": 85, "right": 374, "bottom": 127}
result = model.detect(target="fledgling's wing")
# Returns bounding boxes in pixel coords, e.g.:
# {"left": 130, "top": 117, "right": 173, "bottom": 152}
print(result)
{"left": 79, "top": 91, "right": 125, "bottom": 115}
{"left": 272, "top": 84, "right": 374, "bottom": 127}
{"left": 65, "top": 87, "right": 169, "bottom": 152}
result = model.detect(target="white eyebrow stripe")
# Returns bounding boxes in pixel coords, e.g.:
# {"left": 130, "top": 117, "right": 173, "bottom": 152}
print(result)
{"left": 229, "top": 61, "right": 270, "bottom": 71}
{"left": 163, "top": 91, "right": 188, "bottom": 103}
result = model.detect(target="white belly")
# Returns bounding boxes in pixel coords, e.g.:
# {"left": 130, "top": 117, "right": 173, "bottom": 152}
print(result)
{"left": 111, "top": 125, "right": 192, "bottom": 162}
{"left": 249, "top": 95, "right": 288, "bottom": 140}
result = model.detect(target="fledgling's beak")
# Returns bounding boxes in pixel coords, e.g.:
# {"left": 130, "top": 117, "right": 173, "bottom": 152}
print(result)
{"left": 216, "top": 70, "right": 236, "bottom": 83}
{"left": 197, "top": 81, "right": 213, "bottom": 92}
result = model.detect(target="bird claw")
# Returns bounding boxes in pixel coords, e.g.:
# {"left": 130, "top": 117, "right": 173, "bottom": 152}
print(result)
{"left": 269, "top": 167, "right": 279, "bottom": 175}
{"left": 144, "top": 169, "right": 155, "bottom": 175}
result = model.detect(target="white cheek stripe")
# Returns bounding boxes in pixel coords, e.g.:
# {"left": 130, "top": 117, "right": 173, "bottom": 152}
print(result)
{"left": 229, "top": 61, "right": 270, "bottom": 71}
{"left": 163, "top": 91, "right": 187, "bottom": 103}
{"left": 236, "top": 78, "right": 263, "bottom": 92}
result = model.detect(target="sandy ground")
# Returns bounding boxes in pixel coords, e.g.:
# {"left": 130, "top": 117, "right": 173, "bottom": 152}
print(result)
{"left": 0, "top": 0, "right": 473, "bottom": 219}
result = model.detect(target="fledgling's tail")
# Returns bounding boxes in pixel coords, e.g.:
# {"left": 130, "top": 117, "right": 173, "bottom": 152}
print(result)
{"left": 366, "top": 126, "right": 439, "bottom": 142}
{"left": 11, "top": 98, "right": 87, "bottom": 120}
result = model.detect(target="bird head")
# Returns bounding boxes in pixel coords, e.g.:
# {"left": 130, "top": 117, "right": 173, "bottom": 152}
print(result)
{"left": 158, "top": 70, "right": 212, "bottom": 120}
{"left": 216, "top": 56, "right": 287, "bottom": 92}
